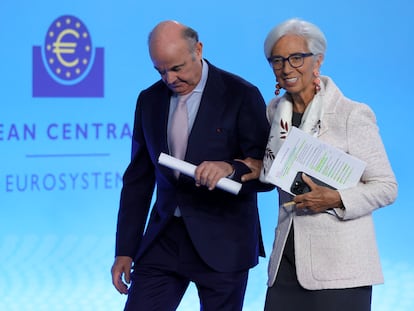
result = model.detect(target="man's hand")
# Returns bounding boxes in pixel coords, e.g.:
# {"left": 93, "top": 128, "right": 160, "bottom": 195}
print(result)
{"left": 111, "top": 256, "right": 133, "bottom": 294}
{"left": 194, "top": 161, "right": 234, "bottom": 190}
{"left": 235, "top": 157, "right": 262, "bottom": 182}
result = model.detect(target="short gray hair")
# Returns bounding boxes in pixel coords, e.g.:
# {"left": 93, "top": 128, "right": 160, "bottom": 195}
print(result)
{"left": 264, "top": 18, "right": 327, "bottom": 59}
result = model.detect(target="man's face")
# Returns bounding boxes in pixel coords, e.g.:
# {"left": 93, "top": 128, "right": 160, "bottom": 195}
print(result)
{"left": 150, "top": 40, "right": 203, "bottom": 95}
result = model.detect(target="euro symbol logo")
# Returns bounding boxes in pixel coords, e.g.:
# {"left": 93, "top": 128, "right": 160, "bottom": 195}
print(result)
{"left": 52, "top": 29, "right": 79, "bottom": 68}
{"left": 43, "top": 15, "right": 93, "bottom": 83}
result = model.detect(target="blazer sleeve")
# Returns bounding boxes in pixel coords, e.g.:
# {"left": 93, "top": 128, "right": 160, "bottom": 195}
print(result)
{"left": 230, "top": 84, "right": 274, "bottom": 194}
{"left": 338, "top": 103, "right": 398, "bottom": 220}
{"left": 115, "top": 95, "right": 156, "bottom": 258}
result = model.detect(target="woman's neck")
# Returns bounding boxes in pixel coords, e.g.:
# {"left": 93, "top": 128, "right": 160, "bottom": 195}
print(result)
{"left": 290, "top": 91, "right": 315, "bottom": 113}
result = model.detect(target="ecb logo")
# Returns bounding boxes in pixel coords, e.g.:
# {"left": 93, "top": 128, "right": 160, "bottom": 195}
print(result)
{"left": 32, "top": 15, "right": 104, "bottom": 97}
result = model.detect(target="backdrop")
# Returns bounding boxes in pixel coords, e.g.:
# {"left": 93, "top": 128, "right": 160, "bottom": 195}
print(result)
{"left": 1, "top": 0, "right": 413, "bottom": 310}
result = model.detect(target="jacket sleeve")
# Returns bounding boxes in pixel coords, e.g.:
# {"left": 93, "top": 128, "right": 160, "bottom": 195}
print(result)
{"left": 232, "top": 84, "right": 275, "bottom": 194}
{"left": 115, "top": 95, "right": 156, "bottom": 258}
{"left": 338, "top": 103, "right": 398, "bottom": 220}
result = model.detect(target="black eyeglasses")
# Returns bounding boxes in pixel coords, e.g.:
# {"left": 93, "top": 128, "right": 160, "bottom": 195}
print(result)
{"left": 267, "top": 53, "right": 314, "bottom": 70}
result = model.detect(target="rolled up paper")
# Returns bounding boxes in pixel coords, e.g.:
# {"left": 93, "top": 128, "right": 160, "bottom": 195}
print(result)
{"left": 158, "top": 152, "right": 242, "bottom": 195}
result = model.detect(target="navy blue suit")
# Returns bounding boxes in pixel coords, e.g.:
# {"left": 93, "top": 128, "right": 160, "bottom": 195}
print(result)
{"left": 115, "top": 61, "right": 272, "bottom": 309}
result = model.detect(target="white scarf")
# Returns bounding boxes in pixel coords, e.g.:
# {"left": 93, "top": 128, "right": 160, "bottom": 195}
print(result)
{"left": 261, "top": 79, "right": 326, "bottom": 181}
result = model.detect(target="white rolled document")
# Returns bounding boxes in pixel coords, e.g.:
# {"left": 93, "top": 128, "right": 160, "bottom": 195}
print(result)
{"left": 158, "top": 152, "right": 242, "bottom": 195}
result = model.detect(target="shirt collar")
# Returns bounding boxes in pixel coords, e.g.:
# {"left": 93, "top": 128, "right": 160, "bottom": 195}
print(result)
{"left": 193, "top": 59, "right": 208, "bottom": 94}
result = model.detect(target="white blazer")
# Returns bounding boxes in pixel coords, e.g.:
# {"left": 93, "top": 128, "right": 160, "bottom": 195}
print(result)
{"left": 266, "top": 76, "right": 398, "bottom": 290}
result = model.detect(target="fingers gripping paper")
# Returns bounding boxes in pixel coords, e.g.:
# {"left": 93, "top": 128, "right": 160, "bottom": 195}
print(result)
{"left": 158, "top": 153, "right": 242, "bottom": 195}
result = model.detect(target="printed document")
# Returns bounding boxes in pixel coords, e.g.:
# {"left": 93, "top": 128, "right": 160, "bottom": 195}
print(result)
{"left": 265, "top": 127, "right": 366, "bottom": 194}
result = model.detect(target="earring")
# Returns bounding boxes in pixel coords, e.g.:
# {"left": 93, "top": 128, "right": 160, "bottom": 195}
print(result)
{"left": 313, "top": 70, "right": 321, "bottom": 94}
{"left": 275, "top": 83, "right": 281, "bottom": 96}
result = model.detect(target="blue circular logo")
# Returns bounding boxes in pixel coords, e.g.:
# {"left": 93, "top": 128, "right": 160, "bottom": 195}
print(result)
{"left": 43, "top": 15, "right": 94, "bottom": 85}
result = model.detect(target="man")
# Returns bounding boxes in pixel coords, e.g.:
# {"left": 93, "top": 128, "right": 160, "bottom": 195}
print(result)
{"left": 111, "top": 20, "right": 272, "bottom": 311}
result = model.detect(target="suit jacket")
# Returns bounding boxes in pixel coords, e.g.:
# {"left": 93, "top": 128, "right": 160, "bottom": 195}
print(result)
{"left": 266, "top": 76, "right": 398, "bottom": 289}
{"left": 115, "top": 60, "right": 272, "bottom": 273}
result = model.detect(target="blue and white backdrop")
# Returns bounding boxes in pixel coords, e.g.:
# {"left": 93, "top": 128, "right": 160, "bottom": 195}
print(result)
{"left": 1, "top": 0, "right": 413, "bottom": 310}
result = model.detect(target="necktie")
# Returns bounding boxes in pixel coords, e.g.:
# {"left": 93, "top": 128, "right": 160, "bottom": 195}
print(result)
{"left": 170, "top": 94, "right": 189, "bottom": 164}
{"left": 170, "top": 95, "right": 190, "bottom": 216}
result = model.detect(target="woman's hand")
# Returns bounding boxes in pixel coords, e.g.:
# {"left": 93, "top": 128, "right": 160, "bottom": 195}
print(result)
{"left": 293, "top": 173, "right": 343, "bottom": 213}
{"left": 235, "top": 157, "right": 263, "bottom": 182}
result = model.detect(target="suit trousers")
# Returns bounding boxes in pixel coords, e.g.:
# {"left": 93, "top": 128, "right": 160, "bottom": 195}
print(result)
{"left": 124, "top": 217, "right": 249, "bottom": 311}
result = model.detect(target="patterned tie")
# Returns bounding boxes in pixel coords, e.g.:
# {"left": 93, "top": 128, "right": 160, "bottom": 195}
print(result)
{"left": 170, "top": 95, "right": 189, "bottom": 176}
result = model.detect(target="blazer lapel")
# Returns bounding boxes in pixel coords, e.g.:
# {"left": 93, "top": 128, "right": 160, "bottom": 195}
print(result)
{"left": 149, "top": 85, "right": 176, "bottom": 178}
{"left": 185, "top": 65, "right": 225, "bottom": 163}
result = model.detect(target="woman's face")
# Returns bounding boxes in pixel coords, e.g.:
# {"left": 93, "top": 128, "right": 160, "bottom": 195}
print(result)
{"left": 270, "top": 34, "right": 322, "bottom": 100}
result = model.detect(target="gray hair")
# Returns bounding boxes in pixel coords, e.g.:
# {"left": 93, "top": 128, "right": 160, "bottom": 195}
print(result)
{"left": 182, "top": 26, "right": 199, "bottom": 52}
{"left": 264, "top": 18, "right": 327, "bottom": 59}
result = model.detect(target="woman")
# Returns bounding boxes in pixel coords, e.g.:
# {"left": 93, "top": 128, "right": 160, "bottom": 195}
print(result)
{"left": 259, "top": 18, "right": 397, "bottom": 310}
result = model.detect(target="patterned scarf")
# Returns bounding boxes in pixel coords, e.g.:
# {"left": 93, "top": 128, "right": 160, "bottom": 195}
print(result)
{"left": 260, "top": 79, "right": 325, "bottom": 182}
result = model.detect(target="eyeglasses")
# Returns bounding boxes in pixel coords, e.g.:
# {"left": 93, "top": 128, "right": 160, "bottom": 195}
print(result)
{"left": 267, "top": 53, "right": 314, "bottom": 70}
